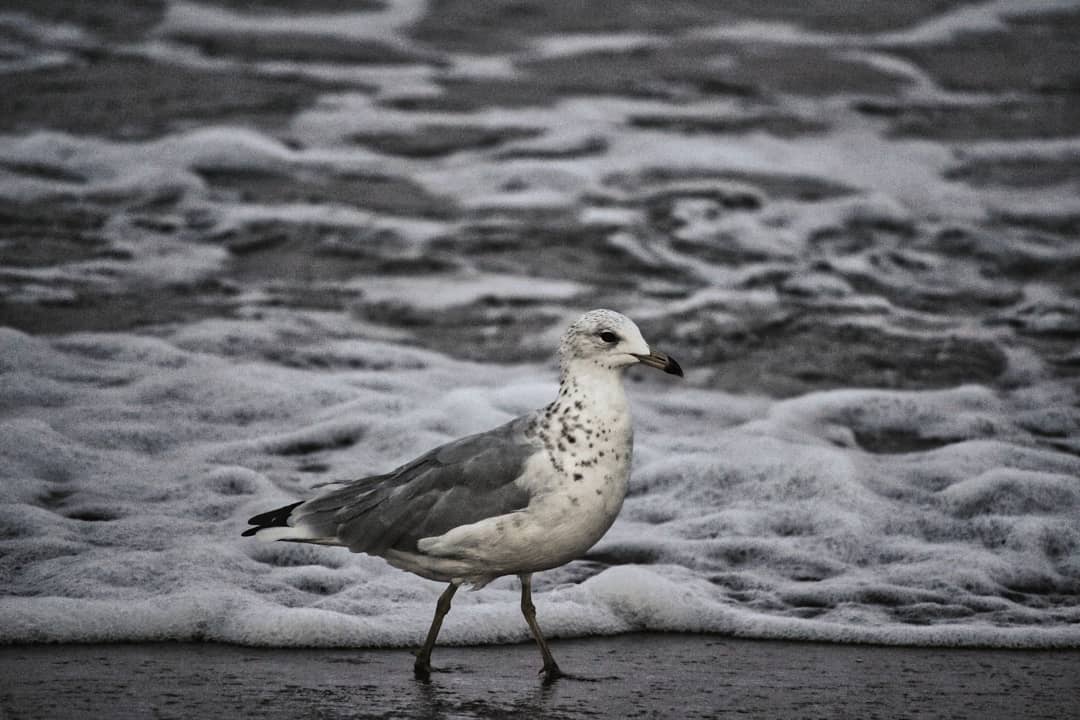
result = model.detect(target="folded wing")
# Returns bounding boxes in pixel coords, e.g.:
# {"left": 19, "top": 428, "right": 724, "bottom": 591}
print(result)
{"left": 291, "top": 413, "right": 540, "bottom": 555}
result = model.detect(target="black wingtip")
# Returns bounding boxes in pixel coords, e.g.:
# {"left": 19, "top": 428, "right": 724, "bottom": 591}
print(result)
{"left": 242, "top": 500, "right": 303, "bottom": 537}
{"left": 665, "top": 355, "right": 684, "bottom": 377}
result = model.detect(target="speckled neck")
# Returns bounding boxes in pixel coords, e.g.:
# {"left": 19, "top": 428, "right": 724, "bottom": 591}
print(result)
{"left": 536, "top": 362, "right": 632, "bottom": 476}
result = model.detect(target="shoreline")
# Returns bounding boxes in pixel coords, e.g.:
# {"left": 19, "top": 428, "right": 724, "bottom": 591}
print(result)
{"left": 2, "top": 633, "right": 1078, "bottom": 719}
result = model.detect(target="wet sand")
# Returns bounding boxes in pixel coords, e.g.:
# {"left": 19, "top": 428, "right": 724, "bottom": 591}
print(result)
{"left": 2, "top": 634, "right": 1078, "bottom": 719}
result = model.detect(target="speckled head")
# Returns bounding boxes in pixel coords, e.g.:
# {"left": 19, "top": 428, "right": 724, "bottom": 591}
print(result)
{"left": 557, "top": 309, "right": 683, "bottom": 378}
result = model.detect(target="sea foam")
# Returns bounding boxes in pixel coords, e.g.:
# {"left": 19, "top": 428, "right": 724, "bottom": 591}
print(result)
{"left": 2, "top": 326, "right": 1078, "bottom": 649}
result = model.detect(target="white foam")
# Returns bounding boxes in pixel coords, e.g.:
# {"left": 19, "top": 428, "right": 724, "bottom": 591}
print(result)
{"left": 530, "top": 33, "right": 664, "bottom": 59}
{"left": 159, "top": 0, "right": 429, "bottom": 45}
{"left": 689, "top": 0, "right": 1079, "bottom": 47}
{"left": 0, "top": 12, "right": 89, "bottom": 48}
{"left": 0, "top": 127, "right": 296, "bottom": 203}
{"left": 2, "top": 324, "right": 1078, "bottom": 649}
{"left": 870, "top": 0, "right": 1080, "bottom": 45}
{"left": 294, "top": 89, "right": 991, "bottom": 226}
{"left": 347, "top": 271, "right": 586, "bottom": 310}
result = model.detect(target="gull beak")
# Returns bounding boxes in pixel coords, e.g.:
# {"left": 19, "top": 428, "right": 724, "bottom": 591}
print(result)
{"left": 633, "top": 350, "right": 684, "bottom": 377}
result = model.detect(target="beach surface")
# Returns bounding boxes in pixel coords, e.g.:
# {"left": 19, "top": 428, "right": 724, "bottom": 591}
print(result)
{"left": 2, "top": 635, "right": 1079, "bottom": 719}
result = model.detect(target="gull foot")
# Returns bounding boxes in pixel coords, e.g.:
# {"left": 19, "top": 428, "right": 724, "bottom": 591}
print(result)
{"left": 414, "top": 655, "right": 448, "bottom": 680}
{"left": 414, "top": 659, "right": 459, "bottom": 680}
{"left": 540, "top": 663, "right": 565, "bottom": 685}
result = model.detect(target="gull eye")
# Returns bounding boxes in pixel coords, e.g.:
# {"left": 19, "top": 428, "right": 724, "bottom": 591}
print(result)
{"left": 598, "top": 331, "right": 619, "bottom": 344}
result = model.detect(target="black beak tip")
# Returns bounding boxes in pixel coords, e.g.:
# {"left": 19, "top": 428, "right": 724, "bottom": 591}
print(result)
{"left": 665, "top": 356, "right": 684, "bottom": 377}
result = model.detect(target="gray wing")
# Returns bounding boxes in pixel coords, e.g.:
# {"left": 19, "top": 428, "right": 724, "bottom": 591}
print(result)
{"left": 294, "top": 413, "right": 541, "bottom": 555}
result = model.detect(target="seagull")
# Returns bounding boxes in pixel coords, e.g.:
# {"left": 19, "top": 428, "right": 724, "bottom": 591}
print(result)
{"left": 243, "top": 309, "right": 683, "bottom": 681}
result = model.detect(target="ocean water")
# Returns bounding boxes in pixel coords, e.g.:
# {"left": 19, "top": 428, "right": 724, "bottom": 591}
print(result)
{"left": 1, "top": 0, "right": 1079, "bottom": 649}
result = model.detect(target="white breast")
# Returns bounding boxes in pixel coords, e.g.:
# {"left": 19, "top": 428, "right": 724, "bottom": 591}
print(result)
{"left": 412, "top": 366, "right": 636, "bottom": 580}
{"left": 520, "top": 381, "right": 634, "bottom": 569}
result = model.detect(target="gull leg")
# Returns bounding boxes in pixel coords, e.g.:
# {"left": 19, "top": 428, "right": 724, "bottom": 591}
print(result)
{"left": 415, "top": 582, "right": 458, "bottom": 679}
{"left": 519, "top": 573, "right": 563, "bottom": 682}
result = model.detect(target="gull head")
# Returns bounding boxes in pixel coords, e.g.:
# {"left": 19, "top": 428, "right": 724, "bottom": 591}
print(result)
{"left": 558, "top": 309, "right": 683, "bottom": 378}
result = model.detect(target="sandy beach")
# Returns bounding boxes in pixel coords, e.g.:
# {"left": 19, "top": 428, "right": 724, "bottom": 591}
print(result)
{"left": 2, "top": 635, "right": 1078, "bottom": 719}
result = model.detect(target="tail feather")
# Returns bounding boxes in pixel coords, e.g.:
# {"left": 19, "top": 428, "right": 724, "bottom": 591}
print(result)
{"left": 242, "top": 500, "right": 304, "bottom": 537}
